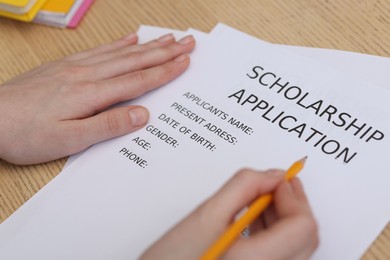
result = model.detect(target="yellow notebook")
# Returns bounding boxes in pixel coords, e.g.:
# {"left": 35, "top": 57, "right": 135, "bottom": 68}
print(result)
{"left": 0, "top": 0, "right": 30, "bottom": 7}
{"left": 0, "top": 0, "right": 47, "bottom": 21}
{"left": 0, "top": 0, "right": 34, "bottom": 14}
{"left": 41, "top": 0, "right": 75, "bottom": 14}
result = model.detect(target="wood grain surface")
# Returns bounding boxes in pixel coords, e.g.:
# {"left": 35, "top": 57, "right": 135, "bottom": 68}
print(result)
{"left": 0, "top": 0, "right": 389, "bottom": 259}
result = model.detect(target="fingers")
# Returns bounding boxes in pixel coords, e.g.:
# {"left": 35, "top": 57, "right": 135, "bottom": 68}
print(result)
{"left": 225, "top": 179, "right": 318, "bottom": 260}
{"left": 290, "top": 178, "right": 310, "bottom": 204}
{"left": 206, "top": 169, "right": 284, "bottom": 220}
{"left": 141, "top": 169, "right": 285, "bottom": 260}
{"left": 274, "top": 179, "right": 313, "bottom": 218}
{"left": 142, "top": 172, "right": 316, "bottom": 260}
{"left": 197, "top": 169, "right": 285, "bottom": 242}
{"left": 89, "top": 53, "right": 192, "bottom": 109}
{"left": 57, "top": 35, "right": 194, "bottom": 89}
{"left": 62, "top": 106, "right": 149, "bottom": 153}
{"left": 52, "top": 34, "right": 195, "bottom": 155}
{"left": 63, "top": 33, "right": 139, "bottom": 61}
{"left": 260, "top": 180, "right": 318, "bottom": 259}
{"left": 76, "top": 33, "right": 175, "bottom": 66}
{"left": 261, "top": 204, "right": 278, "bottom": 229}
{"left": 88, "top": 35, "right": 195, "bottom": 80}
{"left": 54, "top": 34, "right": 195, "bottom": 113}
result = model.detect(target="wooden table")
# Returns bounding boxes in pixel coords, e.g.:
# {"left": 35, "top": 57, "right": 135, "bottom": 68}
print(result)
{"left": 0, "top": 0, "right": 389, "bottom": 258}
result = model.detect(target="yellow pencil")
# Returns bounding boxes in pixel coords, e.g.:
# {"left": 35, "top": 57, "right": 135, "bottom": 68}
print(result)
{"left": 200, "top": 156, "right": 307, "bottom": 260}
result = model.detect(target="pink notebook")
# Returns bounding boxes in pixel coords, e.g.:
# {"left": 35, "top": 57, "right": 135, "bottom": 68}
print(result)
{"left": 67, "top": 0, "right": 94, "bottom": 28}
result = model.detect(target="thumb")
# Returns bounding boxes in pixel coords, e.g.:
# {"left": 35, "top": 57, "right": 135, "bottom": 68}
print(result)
{"left": 66, "top": 105, "right": 149, "bottom": 152}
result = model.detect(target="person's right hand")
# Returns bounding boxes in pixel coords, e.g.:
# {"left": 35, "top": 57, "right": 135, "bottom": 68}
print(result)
{"left": 141, "top": 169, "right": 319, "bottom": 260}
{"left": 0, "top": 32, "right": 195, "bottom": 165}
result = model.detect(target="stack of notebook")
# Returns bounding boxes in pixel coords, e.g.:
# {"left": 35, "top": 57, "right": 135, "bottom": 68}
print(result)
{"left": 0, "top": 0, "right": 94, "bottom": 28}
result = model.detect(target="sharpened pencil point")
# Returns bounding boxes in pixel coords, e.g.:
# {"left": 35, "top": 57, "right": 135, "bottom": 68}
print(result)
{"left": 300, "top": 156, "right": 308, "bottom": 164}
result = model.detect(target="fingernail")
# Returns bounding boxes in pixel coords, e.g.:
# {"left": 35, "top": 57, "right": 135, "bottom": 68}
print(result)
{"left": 129, "top": 107, "right": 149, "bottom": 127}
{"left": 178, "top": 35, "right": 194, "bottom": 45}
{"left": 157, "top": 33, "right": 174, "bottom": 43}
{"left": 123, "top": 33, "right": 137, "bottom": 41}
{"left": 174, "top": 54, "right": 189, "bottom": 62}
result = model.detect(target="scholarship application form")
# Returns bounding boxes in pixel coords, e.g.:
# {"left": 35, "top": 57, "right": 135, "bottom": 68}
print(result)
{"left": 1, "top": 24, "right": 390, "bottom": 260}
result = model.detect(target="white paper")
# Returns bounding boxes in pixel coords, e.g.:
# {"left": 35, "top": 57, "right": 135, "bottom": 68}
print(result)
{"left": 205, "top": 24, "right": 390, "bottom": 259}
{"left": 64, "top": 27, "right": 390, "bottom": 169}
{"left": 2, "top": 24, "right": 390, "bottom": 260}
{"left": 0, "top": 26, "right": 206, "bottom": 254}
{"left": 284, "top": 45, "right": 390, "bottom": 88}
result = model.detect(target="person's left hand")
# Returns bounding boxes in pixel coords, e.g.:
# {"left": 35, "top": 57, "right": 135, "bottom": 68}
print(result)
{"left": 0, "top": 33, "right": 195, "bottom": 164}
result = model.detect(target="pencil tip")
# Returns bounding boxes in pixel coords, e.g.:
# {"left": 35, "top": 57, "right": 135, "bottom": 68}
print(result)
{"left": 300, "top": 156, "right": 308, "bottom": 164}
